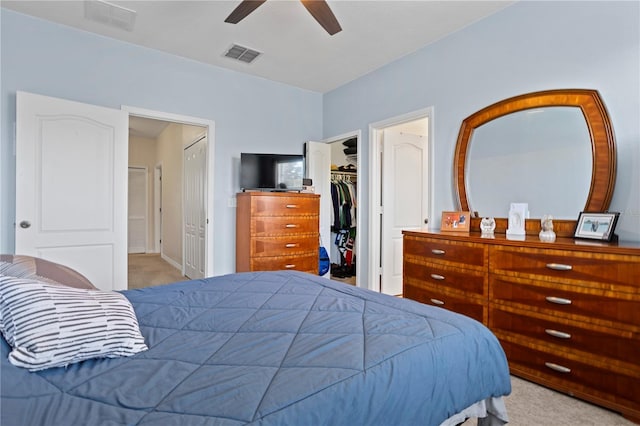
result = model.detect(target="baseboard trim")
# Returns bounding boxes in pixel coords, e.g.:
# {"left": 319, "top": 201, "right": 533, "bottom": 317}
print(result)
{"left": 160, "top": 253, "right": 182, "bottom": 271}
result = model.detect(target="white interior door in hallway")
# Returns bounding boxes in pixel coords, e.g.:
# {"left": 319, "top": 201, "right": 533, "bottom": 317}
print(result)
{"left": 380, "top": 126, "right": 429, "bottom": 296}
{"left": 128, "top": 167, "right": 147, "bottom": 254}
{"left": 183, "top": 136, "right": 207, "bottom": 279}
{"left": 15, "top": 91, "right": 128, "bottom": 291}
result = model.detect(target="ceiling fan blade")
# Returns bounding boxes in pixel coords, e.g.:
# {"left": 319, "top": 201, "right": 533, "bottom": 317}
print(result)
{"left": 300, "top": 0, "right": 342, "bottom": 35}
{"left": 225, "top": 0, "right": 267, "bottom": 24}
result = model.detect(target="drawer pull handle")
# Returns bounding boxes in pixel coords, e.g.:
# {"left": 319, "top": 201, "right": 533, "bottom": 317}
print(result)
{"left": 545, "top": 362, "right": 571, "bottom": 374}
{"left": 285, "top": 243, "right": 298, "bottom": 248}
{"left": 545, "top": 329, "right": 572, "bottom": 339}
{"left": 546, "top": 263, "right": 573, "bottom": 271}
{"left": 430, "top": 298, "right": 445, "bottom": 305}
{"left": 284, "top": 264, "right": 296, "bottom": 269}
{"left": 285, "top": 224, "right": 298, "bottom": 228}
{"left": 431, "top": 249, "right": 445, "bottom": 255}
{"left": 430, "top": 274, "right": 445, "bottom": 281}
{"left": 546, "top": 296, "right": 572, "bottom": 305}
{"left": 285, "top": 204, "right": 299, "bottom": 209}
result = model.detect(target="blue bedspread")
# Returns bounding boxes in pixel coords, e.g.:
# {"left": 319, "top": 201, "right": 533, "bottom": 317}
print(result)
{"left": 1, "top": 271, "right": 510, "bottom": 426}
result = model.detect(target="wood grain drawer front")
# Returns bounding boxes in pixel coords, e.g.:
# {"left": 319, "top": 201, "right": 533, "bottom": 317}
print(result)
{"left": 491, "top": 277, "right": 640, "bottom": 330}
{"left": 502, "top": 341, "right": 640, "bottom": 415}
{"left": 403, "top": 283, "right": 485, "bottom": 323}
{"left": 252, "top": 216, "right": 318, "bottom": 236}
{"left": 491, "top": 308, "right": 640, "bottom": 365}
{"left": 252, "top": 196, "right": 319, "bottom": 216}
{"left": 490, "top": 246, "right": 640, "bottom": 289}
{"left": 404, "top": 236, "right": 486, "bottom": 268}
{"left": 251, "top": 236, "right": 317, "bottom": 257}
{"left": 404, "top": 260, "right": 486, "bottom": 295}
{"left": 251, "top": 254, "right": 318, "bottom": 273}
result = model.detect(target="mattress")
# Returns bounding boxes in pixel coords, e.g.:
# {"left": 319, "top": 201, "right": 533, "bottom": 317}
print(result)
{"left": 1, "top": 271, "right": 511, "bottom": 425}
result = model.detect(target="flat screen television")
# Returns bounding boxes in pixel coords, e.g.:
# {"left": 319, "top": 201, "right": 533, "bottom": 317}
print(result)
{"left": 240, "top": 153, "right": 305, "bottom": 191}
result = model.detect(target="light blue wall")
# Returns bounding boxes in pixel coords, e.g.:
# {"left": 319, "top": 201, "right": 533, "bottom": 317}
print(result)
{"left": 0, "top": 9, "right": 323, "bottom": 274}
{"left": 2, "top": 2, "right": 639, "bottom": 283}
{"left": 324, "top": 1, "right": 639, "bottom": 285}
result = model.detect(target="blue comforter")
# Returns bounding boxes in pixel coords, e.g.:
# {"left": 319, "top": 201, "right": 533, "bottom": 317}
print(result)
{"left": 1, "top": 271, "right": 510, "bottom": 425}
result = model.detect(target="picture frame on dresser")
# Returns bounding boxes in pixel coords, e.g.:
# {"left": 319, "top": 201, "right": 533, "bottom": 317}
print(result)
{"left": 574, "top": 211, "right": 620, "bottom": 242}
{"left": 440, "top": 211, "right": 470, "bottom": 232}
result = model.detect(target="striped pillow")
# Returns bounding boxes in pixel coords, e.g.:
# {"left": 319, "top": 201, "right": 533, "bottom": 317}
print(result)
{"left": 0, "top": 275, "right": 148, "bottom": 371}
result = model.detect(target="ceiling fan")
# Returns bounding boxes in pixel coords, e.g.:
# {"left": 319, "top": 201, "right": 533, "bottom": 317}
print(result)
{"left": 225, "top": 0, "right": 342, "bottom": 36}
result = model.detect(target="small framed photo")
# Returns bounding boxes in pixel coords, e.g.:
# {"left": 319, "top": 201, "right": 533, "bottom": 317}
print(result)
{"left": 441, "top": 211, "right": 471, "bottom": 232}
{"left": 574, "top": 212, "right": 619, "bottom": 241}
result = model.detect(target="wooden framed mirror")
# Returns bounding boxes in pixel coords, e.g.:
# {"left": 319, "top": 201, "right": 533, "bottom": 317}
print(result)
{"left": 453, "top": 89, "right": 616, "bottom": 236}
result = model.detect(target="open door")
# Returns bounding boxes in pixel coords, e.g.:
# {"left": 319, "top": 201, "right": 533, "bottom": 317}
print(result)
{"left": 183, "top": 136, "right": 207, "bottom": 279}
{"left": 380, "top": 128, "right": 428, "bottom": 295}
{"left": 305, "top": 141, "right": 331, "bottom": 277}
{"left": 15, "top": 91, "right": 128, "bottom": 291}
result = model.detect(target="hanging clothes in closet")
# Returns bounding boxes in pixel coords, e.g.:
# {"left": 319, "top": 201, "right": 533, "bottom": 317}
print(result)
{"left": 330, "top": 173, "right": 356, "bottom": 278}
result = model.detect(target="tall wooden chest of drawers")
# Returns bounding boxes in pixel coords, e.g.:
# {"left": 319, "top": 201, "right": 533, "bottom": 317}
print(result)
{"left": 236, "top": 192, "right": 320, "bottom": 274}
{"left": 403, "top": 230, "right": 640, "bottom": 422}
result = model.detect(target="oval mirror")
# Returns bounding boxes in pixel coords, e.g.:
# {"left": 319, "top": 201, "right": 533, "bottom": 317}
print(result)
{"left": 454, "top": 89, "right": 616, "bottom": 226}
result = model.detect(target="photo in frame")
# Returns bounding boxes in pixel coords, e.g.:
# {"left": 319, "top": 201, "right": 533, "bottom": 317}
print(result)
{"left": 573, "top": 212, "right": 619, "bottom": 241}
{"left": 441, "top": 211, "right": 471, "bottom": 232}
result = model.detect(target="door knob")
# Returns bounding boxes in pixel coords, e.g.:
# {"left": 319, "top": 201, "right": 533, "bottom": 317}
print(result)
{"left": 19, "top": 221, "right": 31, "bottom": 229}
{"left": 424, "top": 218, "right": 429, "bottom": 224}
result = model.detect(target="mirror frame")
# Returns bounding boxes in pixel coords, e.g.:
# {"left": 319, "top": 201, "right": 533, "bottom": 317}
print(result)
{"left": 453, "top": 89, "right": 616, "bottom": 235}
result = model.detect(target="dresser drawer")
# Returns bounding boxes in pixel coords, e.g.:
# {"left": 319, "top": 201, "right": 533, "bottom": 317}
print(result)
{"left": 490, "top": 276, "right": 640, "bottom": 330}
{"left": 251, "top": 235, "right": 317, "bottom": 257}
{"left": 404, "top": 236, "right": 486, "bottom": 268}
{"left": 251, "top": 254, "right": 318, "bottom": 273}
{"left": 404, "top": 260, "right": 486, "bottom": 295}
{"left": 251, "top": 216, "right": 318, "bottom": 236}
{"left": 490, "top": 246, "right": 640, "bottom": 289}
{"left": 403, "top": 282, "right": 485, "bottom": 323}
{"left": 251, "top": 195, "right": 319, "bottom": 216}
{"left": 490, "top": 308, "right": 640, "bottom": 365}
{"left": 502, "top": 340, "right": 640, "bottom": 413}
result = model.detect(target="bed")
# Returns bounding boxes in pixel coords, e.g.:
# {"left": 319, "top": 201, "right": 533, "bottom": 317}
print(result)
{"left": 1, "top": 270, "right": 511, "bottom": 425}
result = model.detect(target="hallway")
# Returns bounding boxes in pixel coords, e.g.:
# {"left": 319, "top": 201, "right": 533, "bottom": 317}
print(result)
{"left": 128, "top": 254, "right": 188, "bottom": 290}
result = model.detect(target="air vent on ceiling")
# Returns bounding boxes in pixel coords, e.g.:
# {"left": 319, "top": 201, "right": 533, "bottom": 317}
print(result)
{"left": 84, "top": 0, "right": 137, "bottom": 32}
{"left": 224, "top": 44, "right": 262, "bottom": 64}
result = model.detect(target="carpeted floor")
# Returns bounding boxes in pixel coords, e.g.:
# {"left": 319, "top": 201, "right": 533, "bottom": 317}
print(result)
{"left": 128, "top": 253, "right": 188, "bottom": 290}
{"left": 462, "top": 376, "right": 635, "bottom": 426}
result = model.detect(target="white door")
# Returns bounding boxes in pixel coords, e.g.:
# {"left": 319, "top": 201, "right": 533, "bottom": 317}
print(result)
{"left": 16, "top": 91, "right": 128, "bottom": 291}
{"left": 305, "top": 141, "right": 332, "bottom": 277}
{"left": 381, "top": 128, "right": 428, "bottom": 295}
{"left": 128, "top": 167, "right": 147, "bottom": 254}
{"left": 183, "top": 136, "right": 207, "bottom": 279}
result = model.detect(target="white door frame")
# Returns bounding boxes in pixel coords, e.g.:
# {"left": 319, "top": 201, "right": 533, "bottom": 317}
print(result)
{"left": 322, "top": 130, "right": 362, "bottom": 288}
{"left": 153, "top": 163, "right": 162, "bottom": 254}
{"left": 368, "top": 107, "right": 434, "bottom": 292}
{"left": 122, "top": 105, "right": 215, "bottom": 277}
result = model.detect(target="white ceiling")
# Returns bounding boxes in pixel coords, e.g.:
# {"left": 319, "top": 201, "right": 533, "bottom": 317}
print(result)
{"left": 2, "top": 0, "right": 514, "bottom": 93}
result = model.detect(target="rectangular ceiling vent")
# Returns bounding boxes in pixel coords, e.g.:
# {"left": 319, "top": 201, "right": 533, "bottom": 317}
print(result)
{"left": 84, "top": 0, "right": 137, "bottom": 32}
{"left": 224, "top": 44, "right": 262, "bottom": 64}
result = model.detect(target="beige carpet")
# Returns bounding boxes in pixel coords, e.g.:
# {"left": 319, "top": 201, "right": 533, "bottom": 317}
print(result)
{"left": 128, "top": 253, "right": 188, "bottom": 290}
{"left": 463, "top": 376, "right": 635, "bottom": 426}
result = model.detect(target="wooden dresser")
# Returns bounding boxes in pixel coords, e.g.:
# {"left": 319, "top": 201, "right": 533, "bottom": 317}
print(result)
{"left": 403, "top": 230, "right": 640, "bottom": 422}
{"left": 236, "top": 192, "right": 320, "bottom": 274}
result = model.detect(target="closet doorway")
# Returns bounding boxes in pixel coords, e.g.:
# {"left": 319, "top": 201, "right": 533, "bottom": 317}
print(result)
{"left": 369, "top": 107, "right": 434, "bottom": 296}
{"left": 306, "top": 131, "right": 361, "bottom": 287}
{"left": 328, "top": 135, "right": 359, "bottom": 285}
